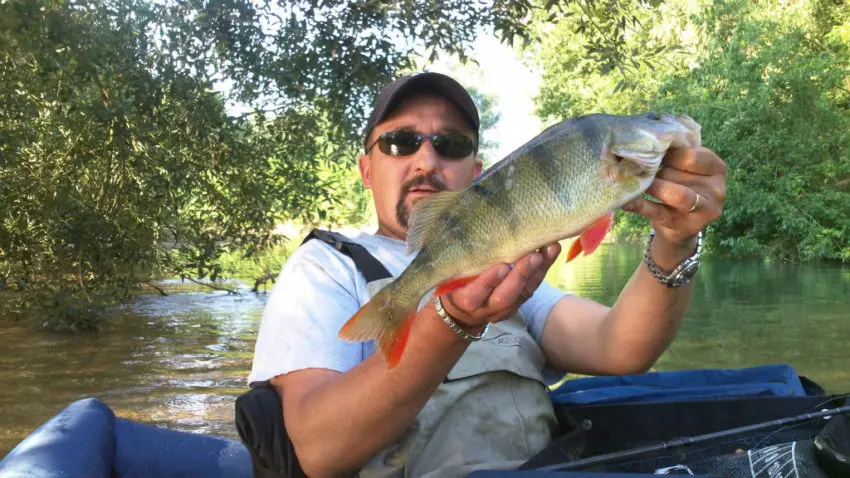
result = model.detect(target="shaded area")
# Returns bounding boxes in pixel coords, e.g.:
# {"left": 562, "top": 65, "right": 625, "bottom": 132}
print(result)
{"left": 2, "top": 247, "right": 849, "bottom": 459}
{"left": 0, "top": 281, "right": 265, "bottom": 458}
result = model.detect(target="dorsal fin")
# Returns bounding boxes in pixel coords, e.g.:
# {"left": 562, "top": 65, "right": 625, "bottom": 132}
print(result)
{"left": 406, "top": 190, "right": 462, "bottom": 254}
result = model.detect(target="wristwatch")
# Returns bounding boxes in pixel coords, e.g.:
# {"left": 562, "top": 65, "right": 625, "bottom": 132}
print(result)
{"left": 643, "top": 229, "right": 703, "bottom": 288}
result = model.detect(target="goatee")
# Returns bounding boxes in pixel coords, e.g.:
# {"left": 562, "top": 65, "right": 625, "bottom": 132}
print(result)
{"left": 396, "top": 172, "right": 448, "bottom": 229}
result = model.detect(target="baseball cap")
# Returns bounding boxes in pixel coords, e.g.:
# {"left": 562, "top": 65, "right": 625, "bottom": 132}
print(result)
{"left": 362, "top": 72, "right": 480, "bottom": 152}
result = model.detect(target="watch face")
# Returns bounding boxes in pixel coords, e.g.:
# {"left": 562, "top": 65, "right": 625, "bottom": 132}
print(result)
{"left": 675, "top": 262, "right": 700, "bottom": 282}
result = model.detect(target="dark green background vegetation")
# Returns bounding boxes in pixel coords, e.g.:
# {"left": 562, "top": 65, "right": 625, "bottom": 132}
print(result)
{"left": 530, "top": 0, "right": 849, "bottom": 264}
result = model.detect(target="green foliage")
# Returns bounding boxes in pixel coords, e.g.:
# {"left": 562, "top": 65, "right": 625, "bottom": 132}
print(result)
{"left": 528, "top": 0, "right": 850, "bottom": 263}
{"left": 1, "top": 0, "right": 646, "bottom": 329}
{"left": 216, "top": 242, "right": 293, "bottom": 289}
{"left": 538, "top": 0, "right": 671, "bottom": 81}
{"left": 0, "top": 0, "right": 334, "bottom": 329}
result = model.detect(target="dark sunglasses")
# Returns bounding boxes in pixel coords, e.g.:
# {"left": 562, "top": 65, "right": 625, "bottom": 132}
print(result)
{"left": 366, "top": 130, "right": 475, "bottom": 159}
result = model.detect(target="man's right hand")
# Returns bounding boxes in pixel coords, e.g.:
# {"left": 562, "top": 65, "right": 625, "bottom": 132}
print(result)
{"left": 440, "top": 242, "right": 562, "bottom": 330}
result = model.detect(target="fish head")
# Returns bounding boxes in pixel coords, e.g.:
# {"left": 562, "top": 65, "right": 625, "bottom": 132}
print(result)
{"left": 603, "top": 112, "right": 702, "bottom": 191}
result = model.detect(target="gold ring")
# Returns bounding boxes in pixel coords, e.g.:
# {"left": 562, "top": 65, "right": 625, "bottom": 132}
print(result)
{"left": 688, "top": 193, "right": 701, "bottom": 213}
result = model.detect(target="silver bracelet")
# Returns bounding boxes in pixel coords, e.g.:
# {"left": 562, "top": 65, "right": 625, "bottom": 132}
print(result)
{"left": 432, "top": 295, "right": 489, "bottom": 342}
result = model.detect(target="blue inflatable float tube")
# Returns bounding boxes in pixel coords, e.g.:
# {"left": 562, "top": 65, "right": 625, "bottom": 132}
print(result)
{"left": 467, "top": 472, "right": 712, "bottom": 477}
{"left": 548, "top": 363, "right": 809, "bottom": 406}
{"left": 0, "top": 364, "right": 821, "bottom": 477}
{"left": 0, "top": 397, "right": 253, "bottom": 478}
{"left": 0, "top": 398, "right": 115, "bottom": 478}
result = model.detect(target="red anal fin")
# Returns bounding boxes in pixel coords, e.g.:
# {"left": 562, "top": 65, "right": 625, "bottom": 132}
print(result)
{"left": 434, "top": 275, "right": 479, "bottom": 296}
{"left": 379, "top": 313, "right": 416, "bottom": 368}
{"left": 566, "top": 212, "right": 614, "bottom": 262}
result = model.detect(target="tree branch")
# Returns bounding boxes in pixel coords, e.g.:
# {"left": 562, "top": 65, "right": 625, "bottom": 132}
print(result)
{"left": 231, "top": 104, "right": 290, "bottom": 121}
{"left": 251, "top": 272, "right": 277, "bottom": 293}
{"left": 144, "top": 281, "right": 169, "bottom": 296}
{"left": 181, "top": 275, "right": 240, "bottom": 295}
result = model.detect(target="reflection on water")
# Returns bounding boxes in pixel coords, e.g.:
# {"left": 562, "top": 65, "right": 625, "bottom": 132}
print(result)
{"left": 547, "top": 243, "right": 850, "bottom": 392}
{"left": 1, "top": 246, "right": 849, "bottom": 458}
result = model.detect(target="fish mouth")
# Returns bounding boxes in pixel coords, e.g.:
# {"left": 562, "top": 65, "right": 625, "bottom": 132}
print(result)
{"left": 609, "top": 145, "right": 666, "bottom": 178}
{"left": 608, "top": 113, "right": 702, "bottom": 181}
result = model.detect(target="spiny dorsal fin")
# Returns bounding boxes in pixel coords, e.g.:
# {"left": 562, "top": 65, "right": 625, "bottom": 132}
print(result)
{"left": 406, "top": 190, "right": 462, "bottom": 254}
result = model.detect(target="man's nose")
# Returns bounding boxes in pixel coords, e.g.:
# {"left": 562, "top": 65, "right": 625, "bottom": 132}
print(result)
{"left": 412, "top": 138, "right": 440, "bottom": 172}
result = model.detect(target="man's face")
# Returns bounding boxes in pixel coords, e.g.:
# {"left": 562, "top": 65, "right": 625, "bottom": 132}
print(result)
{"left": 359, "top": 94, "right": 482, "bottom": 242}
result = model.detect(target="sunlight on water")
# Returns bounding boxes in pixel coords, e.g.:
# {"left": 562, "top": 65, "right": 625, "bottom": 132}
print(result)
{"left": 1, "top": 246, "right": 849, "bottom": 458}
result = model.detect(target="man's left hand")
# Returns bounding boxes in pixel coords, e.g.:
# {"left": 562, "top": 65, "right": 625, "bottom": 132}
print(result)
{"left": 622, "top": 146, "right": 727, "bottom": 246}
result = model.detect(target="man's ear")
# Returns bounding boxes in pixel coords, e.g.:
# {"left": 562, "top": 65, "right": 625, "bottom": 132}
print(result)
{"left": 358, "top": 154, "right": 372, "bottom": 189}
{"left": 474, "top": 157, "right": 483, "bottom": 178}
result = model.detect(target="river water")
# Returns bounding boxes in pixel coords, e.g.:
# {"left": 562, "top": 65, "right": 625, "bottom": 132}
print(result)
{"left": 2, "top": 244, "right": 849, "bottom": 458}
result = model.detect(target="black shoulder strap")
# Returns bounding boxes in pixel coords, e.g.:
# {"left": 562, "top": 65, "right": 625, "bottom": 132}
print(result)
{"left": 301, "top": 229, "right": 393, "bottom": 282}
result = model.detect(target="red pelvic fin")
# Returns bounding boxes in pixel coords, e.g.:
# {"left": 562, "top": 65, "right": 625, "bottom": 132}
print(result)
{"left": 580, "top": 212, "right": 614, "bottom": 255}
{"left": 566, "top": 238, "right": 583, "bottom": 263}
{"left": 567, "top": 212, "right": 614, "bottom": 262}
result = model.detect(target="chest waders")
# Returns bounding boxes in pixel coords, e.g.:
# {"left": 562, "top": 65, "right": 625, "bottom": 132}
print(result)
{"left": 235, "top": 229, "right": 558, "bottom": 478}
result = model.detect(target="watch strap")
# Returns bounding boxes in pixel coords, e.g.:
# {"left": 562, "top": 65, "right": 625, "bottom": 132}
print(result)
{"left": 643, "top": 229, "right": 703, "bottom": 288}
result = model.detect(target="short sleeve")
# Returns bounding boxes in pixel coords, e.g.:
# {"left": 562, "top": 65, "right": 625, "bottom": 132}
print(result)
{"left": 248, "top": 241, "right": 366, "bottom": 386}
{"left": 519, "top": 280, "right": 568, "bottom": 345}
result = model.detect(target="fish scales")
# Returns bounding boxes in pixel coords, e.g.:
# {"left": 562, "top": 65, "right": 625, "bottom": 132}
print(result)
{"left": 425, "top": 119, "right": 614, "bottom": 274}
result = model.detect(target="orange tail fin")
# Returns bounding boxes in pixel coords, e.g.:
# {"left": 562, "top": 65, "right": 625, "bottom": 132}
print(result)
{"left": 379, "top": 313, "right": 415, "bottom": 368}
{"left": 338, "top": 285, "right": 417, "bottom": 368}
{"left": 566, "top": 212, "right": 615, "bottom": 263}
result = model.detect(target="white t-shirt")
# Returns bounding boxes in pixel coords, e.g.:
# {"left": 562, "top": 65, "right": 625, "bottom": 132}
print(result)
{"left": 249, "top": 231, "right": 568, "bottom": 385}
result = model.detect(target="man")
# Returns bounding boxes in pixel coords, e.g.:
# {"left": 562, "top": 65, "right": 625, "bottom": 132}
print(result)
{"left": 248, "top": 72, "right": 727, "bottom": 477}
